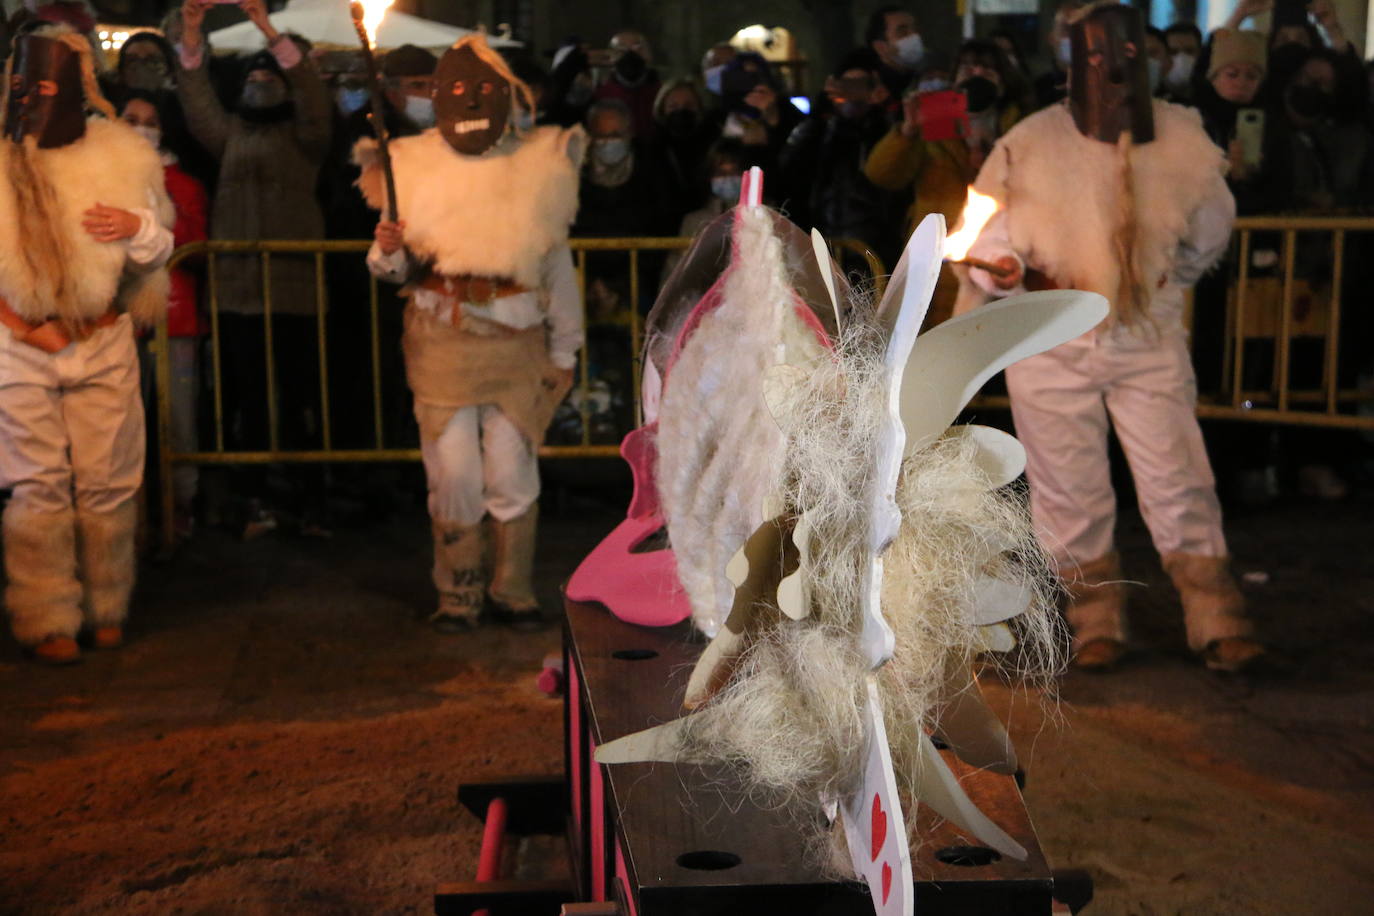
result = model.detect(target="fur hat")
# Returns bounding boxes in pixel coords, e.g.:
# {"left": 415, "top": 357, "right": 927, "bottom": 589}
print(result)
{"left": 1208, "top": 29, "right": 1266, "bottom": 80}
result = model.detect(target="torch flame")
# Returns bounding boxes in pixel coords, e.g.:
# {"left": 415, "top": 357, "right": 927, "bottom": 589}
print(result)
{"left": 355, "top": 0, "right": 394, "bottom": 46}
{"left": 943, "top": 187, "right": 1000, "bottom": 261}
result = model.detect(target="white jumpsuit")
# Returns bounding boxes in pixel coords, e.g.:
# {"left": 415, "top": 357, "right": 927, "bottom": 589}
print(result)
{"left": 366, "top": 243, "right": 583, "bottom": 526}
{"left": 964, "top": 114, "right": 1251, "bottom": 651}
{"left": 0, "top": 213, "right": 172, "bottom": 644}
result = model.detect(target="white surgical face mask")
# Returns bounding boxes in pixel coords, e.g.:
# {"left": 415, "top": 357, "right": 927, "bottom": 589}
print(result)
{"left": 593, "top": 137, "right": 630, "bottom": 165}
{"left": 1166, "top": 52, "right": 1195, "bottom": 90}
{"left": 404, "top": 95, "right": 436, "bottom": 128}
{"left": 337, "top": 86, "right": 369, "bottom": 115}
{"left": 711, "top": 173, "right": 742, "bottom": 202}
{"left": 917, "top": 77, "right": 951, "bottom": 92}
{"left": 131, "top": 123, "right": 161, "bottom": 149}
{"left": 895, "top": 32, "right": 925, "bottom": 69}
{"left": 703, "top": 64, "right": 725, "bottom": 95}
{"left": 1056, "top": 36, "right": 1072, "bottom": 68}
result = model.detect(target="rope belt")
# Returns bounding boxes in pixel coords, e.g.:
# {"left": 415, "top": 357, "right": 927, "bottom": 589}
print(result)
{"left": 417, "top": 273, "right": 529, "bottom": 307}
{"left": 0, "top": 297, "right": 120, "bottom": 354}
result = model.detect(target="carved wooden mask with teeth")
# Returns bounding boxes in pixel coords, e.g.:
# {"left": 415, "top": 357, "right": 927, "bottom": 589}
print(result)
{"left": 434, "top": 44, "right": 511, "bottom": 155}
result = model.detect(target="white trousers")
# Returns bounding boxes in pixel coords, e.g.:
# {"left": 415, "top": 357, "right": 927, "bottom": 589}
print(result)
{"left": 0, "top": 316, "right": 145, "bottom": 515}
{"left": 1007, "top": 330, "right": 1227, "bottom": 568}
{"left": 415, "top": 401, "right": 540, "bottom": 527}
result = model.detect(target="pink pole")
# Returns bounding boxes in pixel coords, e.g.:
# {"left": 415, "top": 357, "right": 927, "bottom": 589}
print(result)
{"left": 473, "top": 797, "right": 508, "bottom": 916}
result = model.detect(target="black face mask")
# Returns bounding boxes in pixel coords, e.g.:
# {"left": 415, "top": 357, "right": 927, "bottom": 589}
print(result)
{"left": 959, "top": 76, "right": 1000, "bottom": 113}
{"left": 615, "top": 50, "right": 647, "bottom": 86}
{"left": 664, "top": 108, "right": 698, "bottom": 138}
{"left": 1288, "top": 84, "right": 1332, "bottom": 119}
{"left": 122, "top": 56, "right": 168, "bottom": 91}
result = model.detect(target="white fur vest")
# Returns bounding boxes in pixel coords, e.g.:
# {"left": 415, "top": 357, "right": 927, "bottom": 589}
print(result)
{"left": 0, "top": 118, "right": 174, "bottom": 324}
{"left": 354, "top": 126, "right": 585, "bottom": 289}
{"left": 973, "top": 101, "right": 1228, "bottom": 321}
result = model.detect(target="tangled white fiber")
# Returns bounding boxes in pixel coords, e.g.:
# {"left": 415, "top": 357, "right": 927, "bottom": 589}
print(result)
{"left": 674, "top": 302, "right": 1065, "bottom": 870}
{"left": 656, "top": 205, "right": 827, "bottom": 637}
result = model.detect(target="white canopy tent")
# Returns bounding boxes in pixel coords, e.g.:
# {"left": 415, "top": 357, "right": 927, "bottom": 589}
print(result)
{"left": 205, "top": 0, "right": 520, "bottom": 52}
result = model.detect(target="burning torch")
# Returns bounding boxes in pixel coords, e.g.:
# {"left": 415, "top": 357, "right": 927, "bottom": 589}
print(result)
{"left": 944, "top": 187, "right": 1013, "bottom": 278}
{"left": 350, "top": 0, "right": 398, "bottom": 222}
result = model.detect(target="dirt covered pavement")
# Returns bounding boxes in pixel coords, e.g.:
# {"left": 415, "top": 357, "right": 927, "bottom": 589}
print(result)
{"left": 2, "top": 492, "right": 1373, "bottom": 914}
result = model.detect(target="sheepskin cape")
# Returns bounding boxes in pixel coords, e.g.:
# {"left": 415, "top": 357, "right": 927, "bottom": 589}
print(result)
{"left": 0, "top": 118, "right": 173, "bottom": 324}
{"left": 354, "top": 126, "right": 584, "bottom": 289}
{"left": 973, "top": 101, "right": 1227, "bottom": 317}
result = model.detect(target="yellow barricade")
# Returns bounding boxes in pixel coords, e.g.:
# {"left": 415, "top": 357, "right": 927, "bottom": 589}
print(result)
{"left": 152, "top": 236, "right": 886, "bottom": 547}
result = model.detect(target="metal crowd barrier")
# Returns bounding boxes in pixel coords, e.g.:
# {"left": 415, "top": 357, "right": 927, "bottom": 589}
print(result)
{"left": 1195, "top": 215, "right": 1374, "bottom": 431}
{"left": 151, "top": 236, "right": 886, "bottom": 548}
{"left": 150, "top": 220, "right": 1374, "bottom": 546}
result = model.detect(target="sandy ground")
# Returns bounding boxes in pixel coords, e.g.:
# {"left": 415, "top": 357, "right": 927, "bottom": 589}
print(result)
{"left": 1, "top": 484, "right": 1372, "bottom": 915}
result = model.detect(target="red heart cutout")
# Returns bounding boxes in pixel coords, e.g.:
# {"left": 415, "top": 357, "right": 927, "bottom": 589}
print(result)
{"left": 881, "top": 861, "right": 893, "bottom": 904}
{"left": 870, "top": 793, "right": 887, "bottom": 862}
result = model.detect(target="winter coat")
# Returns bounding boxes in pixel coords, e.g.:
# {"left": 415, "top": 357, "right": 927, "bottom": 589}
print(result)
{"left": 780, "top": 107, "right": 905, "bottom": 268}
{"left": 164, "top": 161, "right": 209, "bottom": 337}
{"left": 177, "top": 54, "right": 331, "bottom": 316}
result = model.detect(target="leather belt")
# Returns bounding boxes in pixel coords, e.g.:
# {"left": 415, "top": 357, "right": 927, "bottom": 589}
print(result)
{"left": 0, "top": 297, "right": 120, "bottom": 354}
{"left": 418, "top": 273, "right": 529, "bottom": 306}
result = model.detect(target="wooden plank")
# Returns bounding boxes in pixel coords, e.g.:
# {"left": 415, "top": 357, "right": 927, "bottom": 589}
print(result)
{"left": 564, "top": 597, "right": 1054, "bottom": 914}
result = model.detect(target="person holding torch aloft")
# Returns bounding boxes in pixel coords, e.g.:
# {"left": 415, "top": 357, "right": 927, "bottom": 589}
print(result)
{"left": 959, "top": 3, "right": 1265, "bottom": 674}
{"left": 359, "top": 35, "right": 585, "bottom": 633}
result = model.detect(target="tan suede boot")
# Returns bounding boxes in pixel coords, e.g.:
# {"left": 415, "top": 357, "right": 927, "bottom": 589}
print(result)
{"left": 1161, "top": 552, "right": 1265, "bottom": 672}
{"left": 76, "top": 501, "right": 138, "bottom": 646}
{"left": 1061, "top": 552, "right": 1128, "bottom": 671}
{"left": 431, "top": 520, "right": 484, "bottom": 632}
{"left": 488, "top": 507, "right": 543, "bottom": 629}
{"left": 4, "top": 506, "right": 83, "bottom": 662}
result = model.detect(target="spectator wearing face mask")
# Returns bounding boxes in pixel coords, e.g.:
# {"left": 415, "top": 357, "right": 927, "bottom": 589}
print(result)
{"left": 1252, "top": 0, "right": 1368, "bottom": 120}
{"left": 650, "top": 78, "right": 720, "bottom": 226}
{"left": 1033, "top": 2, "right": 1076, "bottom": 108}
{"left": 663, "top": 139, "right": 749, "bottom": 279}
{"left": 594, "top": 29, "right": 662, "bottom": 142}
{"left": 318, "top": 44, "right": 438, "bottom": 456}
{"left": 864, "top": 40, "right": 1023, "bottom": 328}
{"left": 710, "top": 51, "right": 804, "bottom": 181}
{"left": 176, "top": 0, "right": 333, "bottom": 537}
{"left": 1266, "top": 47, "right": 1374, "bottom": 213}
{"left": 1162, "top": 22, "right": 1203, "bottom": 101}
{"left": 106, "top": 30, "right": 217, "bottom": 188}
{"left": 118, "top": 90, "right": 209, "bottom": 540}
{"left": 780, "top": 50, "right": 904, "bottom": 271}
{"left": 699, "top": 43, "right": 738, "bottom": 109}
{"left": 864, "top": 5, "right": 924, "bottom": 102}
{"left": 953, "top": 39, "right": 1025, "bottom": 168}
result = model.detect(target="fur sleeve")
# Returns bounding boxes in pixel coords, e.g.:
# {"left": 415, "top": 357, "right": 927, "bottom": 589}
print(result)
{"left": 352, "top": 137, "right": 385, "bottom": 212}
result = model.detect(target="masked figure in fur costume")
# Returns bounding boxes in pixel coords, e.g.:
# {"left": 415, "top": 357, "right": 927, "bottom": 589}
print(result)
{"left": 359, "top": 35, "right": 585, "bottom": 631}
{"left": 0, "top": 25, "right": 174, "bottom": 664}
{"left": 960, "top": 3, "right": 1263, "bottom": 673}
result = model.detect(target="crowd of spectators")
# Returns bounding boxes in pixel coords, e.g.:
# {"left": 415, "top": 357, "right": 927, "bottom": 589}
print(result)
{"left": 7, "top": 0, "right": 1369, "bottom": 535}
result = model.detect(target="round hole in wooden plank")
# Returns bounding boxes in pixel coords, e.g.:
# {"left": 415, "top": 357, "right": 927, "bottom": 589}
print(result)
{"left": 612, "top": 649, "right": 659, "bottom": 661}
{"left": 935, "top": 845, "right": 1001, "bottom": 867}
{"left": 676, "top": 850, "right": 742, "bottom": 870}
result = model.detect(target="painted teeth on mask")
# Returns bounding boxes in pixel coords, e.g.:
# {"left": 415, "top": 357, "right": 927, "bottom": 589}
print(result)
{"left": 455, "top": 118, "right": 491, "bottom": 133}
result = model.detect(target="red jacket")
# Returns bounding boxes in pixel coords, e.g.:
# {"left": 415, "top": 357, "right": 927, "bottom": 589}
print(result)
{"left": 164, "top": 162, "right": 208, "bottom": 337}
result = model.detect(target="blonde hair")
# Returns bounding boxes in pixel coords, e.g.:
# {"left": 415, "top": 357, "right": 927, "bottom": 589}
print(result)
{"left": 448, "top": 33, "right": 537, "bottom": 138}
